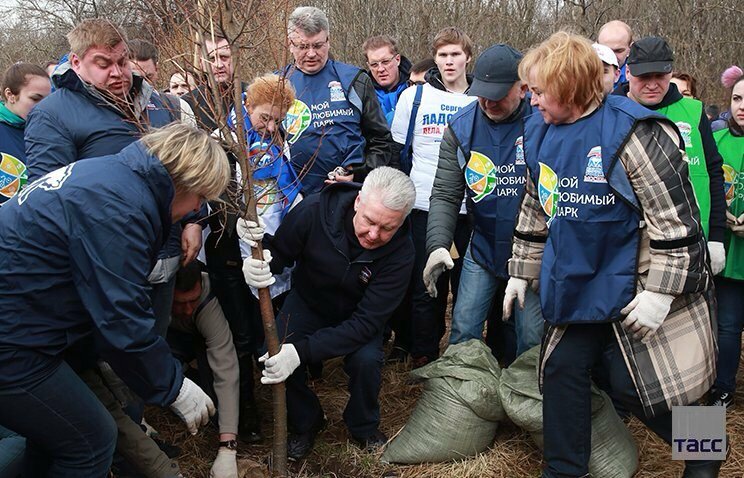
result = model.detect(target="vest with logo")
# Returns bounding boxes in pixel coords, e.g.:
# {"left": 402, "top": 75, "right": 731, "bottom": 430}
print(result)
{"left": 524, "top": 96, "right": 664, "bottom": 325}
{"left": 657, "top": 97, "right": 710, "bottom": 236}
{"left": 283, "top": 60, "right": 365, "bottom": 193}
{"left": 714, "top": 128, "right": 744, "bottom": 280}
{"left": 0, "top": 120, "right": 26, "bottom": 207}
{"left": 449, "top": 101, "right": 527, "bottom": 278}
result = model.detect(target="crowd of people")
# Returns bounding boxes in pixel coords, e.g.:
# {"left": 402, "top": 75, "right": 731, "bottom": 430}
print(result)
{"left": 0, "top": 5, "right": 741, "bottom": 478}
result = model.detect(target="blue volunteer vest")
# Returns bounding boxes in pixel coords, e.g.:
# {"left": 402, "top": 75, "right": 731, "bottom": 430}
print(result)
{"left": 284, "top": 60, "right": 365, "bottom": 193}
{"left": 524, "top": 96, "right": 664, "bottom": 325}
{"left": 449, "top": 101, "right": 528, "bottom": 278}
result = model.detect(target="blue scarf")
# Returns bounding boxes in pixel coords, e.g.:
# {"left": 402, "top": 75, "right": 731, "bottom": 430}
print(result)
{"left": 228, "top": 101, "right": 301, "bottom": 217}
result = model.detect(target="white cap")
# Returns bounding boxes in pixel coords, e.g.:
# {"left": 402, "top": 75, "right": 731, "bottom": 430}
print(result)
{"left": 592, "top": 43, "right": 619, "bottom": 68}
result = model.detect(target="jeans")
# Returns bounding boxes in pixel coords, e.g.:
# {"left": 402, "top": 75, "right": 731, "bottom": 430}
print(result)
{"left": 450, "top": 246, "right": 544, "bottom": 355}
{"left": 542, "top": 323, "right": 713, "bottom": 478}
{"left": 404, "top": 210, "right": 471, "bottom": 360}
{"left": 0, "top": 361, "right": 117, "bottom": 478}
{"left": 713, "top": 276, "right": 744, "bottom": 393}
{"left": 276, "top": 291, "right": 383, "bottom": 437}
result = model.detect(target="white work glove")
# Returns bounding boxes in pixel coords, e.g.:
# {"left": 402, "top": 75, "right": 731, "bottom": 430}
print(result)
{"left": 621, "top": 290, "right": 675, "bottom": 342}
{"left": 729, "top": 211, "right": 744, "bottom": 238}
{"left": 259, "top": 343, "right": 301, "bottom": 385}
{"left": 502, "top": 277, "right": 528, "bottom": 321}
{"left": 707, "top": 241, "right": 726, "bottom": 275}
{"left": 170, "top": 377, "right": 216, "bottom": 435}
{"left": 422, "top": 247, "right": 454, "bottom": 298}
{"left": 242, "top": 249, "right": 275, "bottom": 288}
{"left": 236, "top": 216, "right": 265, "bottom": 247}
{"left": 209, "top": 448, "right": 238, "bottom": 478}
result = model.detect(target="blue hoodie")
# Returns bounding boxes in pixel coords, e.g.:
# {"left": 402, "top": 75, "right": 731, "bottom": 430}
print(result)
{"left": 0, "top": 142, "right": 182, "bottom": 405}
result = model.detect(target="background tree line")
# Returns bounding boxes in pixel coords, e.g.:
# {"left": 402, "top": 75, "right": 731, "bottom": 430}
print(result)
{"left": 0, "top": 0, "right": 740, "bottom": 107}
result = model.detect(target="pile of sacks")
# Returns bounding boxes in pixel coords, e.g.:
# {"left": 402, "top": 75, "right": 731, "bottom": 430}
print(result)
{"left": 499, "top": 347, "right": 638, "bottom": 478}
{"left": 382, "top": 339, "right": 503, "bottom": 463}
{"left": 383, "top": 342, "right": 638, "bottom": 478}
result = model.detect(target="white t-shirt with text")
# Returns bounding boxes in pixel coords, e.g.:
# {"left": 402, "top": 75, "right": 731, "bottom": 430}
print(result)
{"left": 391, "top": 83, "right": 476, "bottom": 212}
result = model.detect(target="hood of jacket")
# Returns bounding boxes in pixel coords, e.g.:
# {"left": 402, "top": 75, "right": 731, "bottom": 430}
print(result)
{"left": 116, "top": 141, "right": 175, "bottom": 238}
{"left": 318, "top": 182, "right": 412, "bottom": 261}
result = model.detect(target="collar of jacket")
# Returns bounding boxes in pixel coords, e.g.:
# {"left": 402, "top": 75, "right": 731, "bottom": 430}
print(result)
{"left": 53, "top": 61, "right": 154, "bottom": 120}
{"left": 319, "top": 182, "right": 412, "bottom": 262}
{"left": 0, "top": 101, "right": 24, "bottom": 128}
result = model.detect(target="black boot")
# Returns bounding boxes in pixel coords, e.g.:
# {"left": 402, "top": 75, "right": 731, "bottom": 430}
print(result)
{"left": 682, "top": 460, "right": 723, "bottom": 477}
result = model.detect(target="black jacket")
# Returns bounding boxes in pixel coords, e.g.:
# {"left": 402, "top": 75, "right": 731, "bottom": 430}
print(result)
{"left": 612, "top": 82, "right": 727, "bottom": 243}
{"left": 266, "top": 182, "right": 414, "bottom": 363}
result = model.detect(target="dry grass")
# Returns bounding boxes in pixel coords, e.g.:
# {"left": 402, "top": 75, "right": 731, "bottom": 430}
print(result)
{"left": 147, "top": 339, "right": 744, "bottom": 478}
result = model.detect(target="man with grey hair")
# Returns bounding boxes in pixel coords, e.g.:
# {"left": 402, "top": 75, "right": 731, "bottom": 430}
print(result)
{"left": 283, "top": 5, "right": 394, "bottom": 193}
{"left": 242, "top": 167, "right": 415, "bottom": 459}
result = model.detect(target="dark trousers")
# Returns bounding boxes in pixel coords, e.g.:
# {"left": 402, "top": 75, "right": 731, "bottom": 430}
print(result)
{"left": 167, "top": 329, "right": 217, "bottom": 405}
{"left": 713, "top": 276, "right": 744, "bottom": 393}
{"left": 209, "top": 266, "right": 263, "bottom": 402}
{"left": 276, "top": 291, "right": 383, "bottom": 437}
{"left": 0, "top": 362, "right": 117, "bottom": 478}
{"left": 397, "top": 209, "right": 470, "bottom": 360}
{"left": 543, "top": 323, "right": 713, "bottom": 478}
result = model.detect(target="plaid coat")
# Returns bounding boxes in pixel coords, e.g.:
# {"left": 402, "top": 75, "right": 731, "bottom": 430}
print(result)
{"left": 508, "top": 118, "right": 717, "bottom": 418}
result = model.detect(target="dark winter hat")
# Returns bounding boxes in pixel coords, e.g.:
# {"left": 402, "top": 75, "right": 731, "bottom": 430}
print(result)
{"left": 627, "top": 36, "right": 674, "bottom": 76}
{"left": 469, "top": 44, "right": 523, "bottom": 101}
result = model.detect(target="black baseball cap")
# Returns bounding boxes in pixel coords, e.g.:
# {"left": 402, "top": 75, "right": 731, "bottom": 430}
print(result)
{"left": 469, "top": 44, "right": 523, "bottom": 101}
{"left": 627, "top": 36, "right": 674, "bottom": 76}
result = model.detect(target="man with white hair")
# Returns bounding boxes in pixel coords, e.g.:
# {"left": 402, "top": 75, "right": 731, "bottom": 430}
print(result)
{"left": 283, "top": 6, "right": 394, "bottom": 193}
{"left": 242, "top": 167, "right": 415, "bottom": 460}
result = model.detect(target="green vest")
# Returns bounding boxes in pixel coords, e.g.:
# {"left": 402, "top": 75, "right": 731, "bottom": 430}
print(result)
{"left": 714, "top": 128, "right": 744, "bottom": 280}
{"left": 658, "top": 98, "right": 710, "bottom": 236}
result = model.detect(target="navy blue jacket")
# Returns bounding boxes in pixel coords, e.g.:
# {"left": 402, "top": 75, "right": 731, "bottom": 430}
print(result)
{"left": 266, "top": 183, "right": 414, "bottom": 363}
{"left": 24, "top": 66, "right": 188, "bottom": 259}
{"left": 0, "top": 142, "right": 182, "bottom": 405}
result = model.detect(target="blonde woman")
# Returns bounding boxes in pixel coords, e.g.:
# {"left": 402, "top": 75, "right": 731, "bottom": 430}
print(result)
{"left": 0, "top": 123, "right": 229, "bottom": 477}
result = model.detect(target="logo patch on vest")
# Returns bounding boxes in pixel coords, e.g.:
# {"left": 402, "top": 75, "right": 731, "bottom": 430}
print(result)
{"left": 515, "top": 136, "right": 525, "bottom": 165}
{"left": 538, "top": 162, "right": 559, "bottom": 223}
{"left": 283, "top": 99, "right": 312, "bottom": 144}
{"left": 328, "top": 81, "right": 346, "bottom": 102}
{"left": 0, "top": 153, "right": 27, "bottom": 200}
{"left": 17, "top": 163, "right": 75, "bottom": 205}
{"left": 465, "top": 151, "right": 497, "bottom": 203}
{"left": 676, "top": 122, "right": 693, "bottom": 148}
{"left": 583, "top": 146, "right": 606, "bottom": 183}
{"left": 723, "top": 164, "right": 737, "bottom": 206}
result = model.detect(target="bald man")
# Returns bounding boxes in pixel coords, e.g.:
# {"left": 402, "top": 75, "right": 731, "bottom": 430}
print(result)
{"left": 597, "top": 20, "right": 632, "bottom": 87}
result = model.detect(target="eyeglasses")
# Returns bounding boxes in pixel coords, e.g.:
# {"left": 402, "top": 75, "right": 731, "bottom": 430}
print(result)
{"left": 407, "top": 79, "right": 426, "bottom": 87}
{"left": 290, "top": 38, "right": 328, "bottom": 52}
{"left": 368, "top": 55, "right": 397, "bottom": 69}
